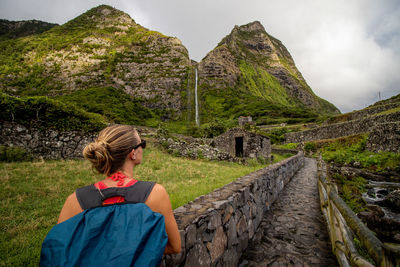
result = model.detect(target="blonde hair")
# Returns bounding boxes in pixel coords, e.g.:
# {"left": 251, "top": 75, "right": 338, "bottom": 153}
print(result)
{"left": 83, "top": 124, "right": 141, "bottom": 176}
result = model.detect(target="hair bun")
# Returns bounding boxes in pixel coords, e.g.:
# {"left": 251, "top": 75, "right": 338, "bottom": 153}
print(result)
{"left": 83, "top": 140, "right": 113, "bottom": 174}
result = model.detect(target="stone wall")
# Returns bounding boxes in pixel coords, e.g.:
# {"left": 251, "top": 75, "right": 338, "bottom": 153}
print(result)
{"left": 325, "top": 102, "right": 400, "bottom": 124}
{"left": 366, "top": 122, "right": 400, "bottom": 153}
{"left": 0, "top": 121, "right": 95, "bottom": 159}
{"left": 213, "top": 128, "right": 271, "bottom": 159}
{"left": 157, "top": 135, "right": 234, "bottom": 161}
{"left": 284, "top": 111, "right": 400, "bottom": 144}
{"left": 162, "top": 151, "right": 304, "bottom": 266}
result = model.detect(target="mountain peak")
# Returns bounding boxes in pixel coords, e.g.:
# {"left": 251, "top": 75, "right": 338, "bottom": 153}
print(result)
{"left": 89, "top": 4, "right": 121, "bottom": 16}
{"left": 200, "top": 21, "right": 340, "bottom": 115}
{"left": 237, "top": 21, "right": 265, "bottom": 32}
{"left": 61, "top": 5, "right": 135, "bottom": 30}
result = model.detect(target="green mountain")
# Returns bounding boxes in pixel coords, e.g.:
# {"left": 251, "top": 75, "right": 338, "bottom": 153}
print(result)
{"left": 0, "top": 6, "right": 339, "bottom": 132}
{"left": 0, "top": 5, "right": 191, "bottom": 124}
{"left": 198, "top": 21, "right": 339, "bottom": 125}
{"left": 0, "top": 19, "right": 58, "bottom": 41}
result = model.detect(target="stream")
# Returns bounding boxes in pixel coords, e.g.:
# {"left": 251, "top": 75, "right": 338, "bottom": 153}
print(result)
{"left": 362, "top": 180, "right": 400, "bottom": 223}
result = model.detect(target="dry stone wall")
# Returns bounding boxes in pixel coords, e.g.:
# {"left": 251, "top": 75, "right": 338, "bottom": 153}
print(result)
{"left": 161, "top": 151, "right": 304, "bottom": 267}
{"left": 325, "top": 102, "right": 400, "bottom": 124}
{"left": 284, "top": 111, "right": 400, "bottom": 144}
{"left": 366, "top": 122, "right": 400, "bottom": 153}
{"left": 157, "top": 135, "right": 234, "bottom": 161}
{"left": 0, "top": 121, "right": 95, "bottom": 159}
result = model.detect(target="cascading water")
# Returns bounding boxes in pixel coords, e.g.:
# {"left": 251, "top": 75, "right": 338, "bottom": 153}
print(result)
{"left": 195, "top": 68, "right": 199, "bottom": 126}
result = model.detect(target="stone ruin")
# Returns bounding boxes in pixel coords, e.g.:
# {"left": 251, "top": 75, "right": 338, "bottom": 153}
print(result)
{"left": 238, "top": 116, "right": 253, "bottom": 126}
{"left": 157, "top": 128, "right": 271, "bottom": 162}
{"left": 212, "top": 128, "right": 271, "bottom": 159}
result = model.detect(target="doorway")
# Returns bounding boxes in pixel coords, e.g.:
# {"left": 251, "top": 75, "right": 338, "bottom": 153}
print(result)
{"left": 235, "top": 136, "right": 244, "bottom": 157}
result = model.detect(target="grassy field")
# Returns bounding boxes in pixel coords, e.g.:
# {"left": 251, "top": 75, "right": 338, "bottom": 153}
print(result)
{"left": 0, "top": 144, "right": 289, "bottom": 266}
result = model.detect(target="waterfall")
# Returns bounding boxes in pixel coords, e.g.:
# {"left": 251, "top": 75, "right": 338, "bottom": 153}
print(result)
{"left": 195, "top": 68, "right": 199, "bottom": 126}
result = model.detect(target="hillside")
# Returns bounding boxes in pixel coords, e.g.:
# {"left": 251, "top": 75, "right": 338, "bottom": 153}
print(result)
{"left": 0, "top": 6, "right": 340, "bottom": 132}
{"left": 198, "top": 21, "right": 339, "bottom": 125}
{"left": 0, "top": 5, "right": 191, "bottom": 122}
{"left": 0, "top": 19, "right": 58, "bottom": 41}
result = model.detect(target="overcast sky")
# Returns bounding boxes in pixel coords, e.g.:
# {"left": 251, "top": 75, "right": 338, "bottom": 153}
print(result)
{"left": 1, "top": 0, "right": 399, "bottom": 113}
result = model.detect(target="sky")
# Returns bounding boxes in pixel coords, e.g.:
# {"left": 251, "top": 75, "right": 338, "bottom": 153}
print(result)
{"left": 1, "top": 0, "right": 399, "bottom": 113}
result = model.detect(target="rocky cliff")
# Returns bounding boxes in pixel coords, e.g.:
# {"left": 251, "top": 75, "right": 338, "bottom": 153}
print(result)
{"left": 0, "top": 5, "right": 191, "bottom": 116}
{"left": 198, "top": 21, "right": 339, "bottom": 119}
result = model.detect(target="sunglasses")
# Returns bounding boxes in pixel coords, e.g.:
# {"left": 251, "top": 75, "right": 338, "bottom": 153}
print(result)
{"left": 133, "top": 139, "right": 146, "bottom": 150}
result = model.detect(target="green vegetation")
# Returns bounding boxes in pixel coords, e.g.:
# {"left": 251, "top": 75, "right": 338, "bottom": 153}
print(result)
{"left": 238, "top": 60, "right": 293, "bottom": 106}
{"left": 330, "top": 173, "right": 367, "bottom": 213}
{"left": 262, "top": 127, "right": 289, "bottom": 144}
{"left": 353, "top": 237, "right": 375, "bottom": 265}
{"left": 0, "top": 5, "right": 176, "bottom": 98}
{"left": 315, "top": 135, "right": 400, "bottom": 173}
{"left": 0, "top": 144, "right": 274, "bottom": 266}
{"left": 56, "top": 87, "right": 155, "bottom": 125}
{"left": 0, "top": 92, "right": 107, "bottom": 132}
{"left": 375, "top": 106, "right": 400, "bottom": 116}
{"left": 0, "top": 5, "right": 339, "bottom": 135}
{"left": 199, "top": 84, "right": 320, "bottom": 129}
{"left": 0, "top": 145, "right": 33, "bottom": 162}
{"left": 0, "top": 19, "right": 57, "bottom": 41}
{"left": 297, "top": 134, "right": 400, "bottom": 213}
{"left": 276, "top": 143, "right": 299, "bottom": 150}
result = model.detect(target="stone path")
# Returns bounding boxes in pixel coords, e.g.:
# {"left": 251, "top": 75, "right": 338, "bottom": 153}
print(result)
{"left": 240, "top": 158, "right": 338, "bottom": 266}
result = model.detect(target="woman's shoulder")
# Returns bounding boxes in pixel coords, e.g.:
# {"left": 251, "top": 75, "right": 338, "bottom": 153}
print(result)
{"left": 145, "top": 183, "right": 170, "bottom": 213}
{"left": 57, "top": 192, "right": 83, "bottom": 223}
{"left": 149, "top": 183, "right": 168, "bottom": 197}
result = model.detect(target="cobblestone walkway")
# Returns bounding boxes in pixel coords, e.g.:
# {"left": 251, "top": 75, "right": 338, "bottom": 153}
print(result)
{"left": 240, "top": 158, "right": 338, "bottom": 266}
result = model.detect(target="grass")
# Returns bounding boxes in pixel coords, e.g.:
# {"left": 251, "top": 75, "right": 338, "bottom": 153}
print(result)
{"left": 330, "top": 173, "right": 367, "bottom": 213}
{"left": 0, "top": 144, "right": 288, "bottom": 266}
{"left": 276, "top": 143, "right": 299, "bottom": 150}
{"left": 316, "top": 135, "right": 400, "bottom": 174}
{"left": 374, "top": 106, "right": 400, "bottom": 116}
{"left": 238, "top": 60, "right": 293, "bottom": 106}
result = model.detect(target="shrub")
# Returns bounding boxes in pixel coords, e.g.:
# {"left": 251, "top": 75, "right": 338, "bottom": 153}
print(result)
{"left": 0, "top": 93, "right": 107, "bottom": 132}
{"left": 264, "top": 127, "right": 288, "bottom": 144}
{"left": 277, "top": 143, "right": 298, "bottom": 149}
{"left": 200, "top": 118, "right": 228, "bottom": 138}
{"left": 0, "top": 145, "right": 33, "bottom": 162}
{"left": 56, "top": 87, "right": 155, "bottom": 125}
{"left": 304, "top": 142, "right": 317, "bottom": 152}
{"left": 331, "top": 173, "right": 367, "bottom": 213}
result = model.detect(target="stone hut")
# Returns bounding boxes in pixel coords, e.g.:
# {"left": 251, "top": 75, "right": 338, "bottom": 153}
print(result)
{"left": 238, "top": 116, "right": 253, "bottom": 126}
{"left": 212, "top": 128, "right": 271, "bottom": 159}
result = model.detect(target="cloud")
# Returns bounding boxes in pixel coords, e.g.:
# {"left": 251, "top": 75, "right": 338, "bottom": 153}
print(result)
{"left": 0, "top": 0, "right": 399, "bottom": 113}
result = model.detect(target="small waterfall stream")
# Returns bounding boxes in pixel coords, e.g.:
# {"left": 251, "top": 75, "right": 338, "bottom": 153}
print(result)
{"left": 362, "top": 180, "right": 400, "bottom": 222}
{"left": 195, "top": 68, "right": 199, "bottom": 126}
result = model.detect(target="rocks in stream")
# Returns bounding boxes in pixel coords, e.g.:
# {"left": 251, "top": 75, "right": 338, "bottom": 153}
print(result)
{"left": 385, "top": 190, "right": 400, "bottom": 212}
{"left": 358, "top": 204, "right": 400, "bottom": 243}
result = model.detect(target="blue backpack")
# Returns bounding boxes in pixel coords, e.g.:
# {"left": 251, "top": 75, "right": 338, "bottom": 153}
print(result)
{"left": 40, "top": 182, "right": 167, "bottom": 267}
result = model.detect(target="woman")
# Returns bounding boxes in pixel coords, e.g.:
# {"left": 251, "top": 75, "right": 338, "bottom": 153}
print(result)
{"left": 57, "top": 124, "right": 181, "bottom": 255}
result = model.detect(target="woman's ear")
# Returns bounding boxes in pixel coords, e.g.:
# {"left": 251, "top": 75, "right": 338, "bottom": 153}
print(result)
{"left": 129, "top": 149, "right": 136, "bottom": 160}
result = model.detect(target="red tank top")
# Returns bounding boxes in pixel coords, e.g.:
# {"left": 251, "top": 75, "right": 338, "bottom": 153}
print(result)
{"left": 94, "top": 173, "right": 138, "bottom": 205}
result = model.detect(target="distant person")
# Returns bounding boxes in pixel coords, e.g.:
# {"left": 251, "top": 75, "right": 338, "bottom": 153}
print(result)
{"left": 40, "top": 124, "right": 181, "bottom": 266}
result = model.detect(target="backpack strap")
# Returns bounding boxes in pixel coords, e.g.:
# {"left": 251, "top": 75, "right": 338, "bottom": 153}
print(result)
{"left": 76, "top": 181, "right": 155, "bottom": 210}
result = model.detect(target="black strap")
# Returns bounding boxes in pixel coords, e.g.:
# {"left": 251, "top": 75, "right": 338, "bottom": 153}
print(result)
{"left": 76, "top": 181, "right": 155, "bottom": 210}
